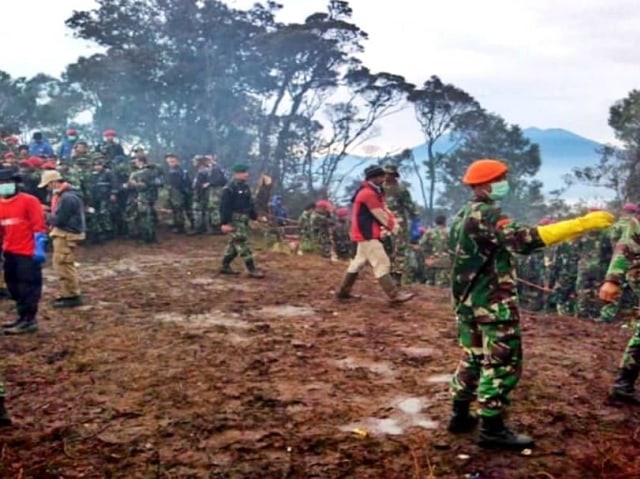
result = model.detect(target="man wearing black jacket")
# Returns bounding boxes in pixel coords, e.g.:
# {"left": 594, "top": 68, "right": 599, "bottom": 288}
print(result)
{"left": 39, "top": 170, "right": 86, "bottom": 308}
{"left": 219, "top": 164, "right": 264, "bottom": 278}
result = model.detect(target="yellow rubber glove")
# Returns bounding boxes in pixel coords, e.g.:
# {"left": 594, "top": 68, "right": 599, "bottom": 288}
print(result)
{"left": 537, "top": 211, "right": 615, "bottom": 246}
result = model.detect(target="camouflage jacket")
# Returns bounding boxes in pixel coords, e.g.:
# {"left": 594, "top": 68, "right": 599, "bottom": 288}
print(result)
{"left": 575, "top": 230, "right": 612, "bottom": 272}
{"left": 605, "top": 215, "right": 640, "bottom": 286}
{"left": 609, "top": 215, "right": 632, "bottom": 245}
{"left": 449, "top": 196, "right": 544, "bottom": 323}
{"left": 420, "top": 226, "right": 449, "bottom": 257}
{"left": 384, "top": 183, "right": 417, "bottom": 234}
{"left": 128, "top": 165, "right": 163, "bottom": 203}
{"left": 310, "top": 211, "right": 334, "bottom": 237}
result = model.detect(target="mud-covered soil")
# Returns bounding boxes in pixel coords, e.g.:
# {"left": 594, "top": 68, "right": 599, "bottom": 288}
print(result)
{"left": 1, "top": 232, "right": 640, "bottom": 479}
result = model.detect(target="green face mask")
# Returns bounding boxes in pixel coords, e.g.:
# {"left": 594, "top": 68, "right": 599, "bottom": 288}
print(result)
{"left": 489, "top": 180, "right": 510, "bottom": 200}
{"left": 0, "top": 183, "right": 16, "bottom": 197}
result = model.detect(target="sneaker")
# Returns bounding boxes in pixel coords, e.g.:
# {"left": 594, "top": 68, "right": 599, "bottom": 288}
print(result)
{"left": 4, "top": 320, "right": 38, "bottom": 335}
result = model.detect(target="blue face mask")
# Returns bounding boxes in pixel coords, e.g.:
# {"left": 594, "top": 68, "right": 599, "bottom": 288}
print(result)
{"left": 0, "top": 183, "right": 16, "bottom": 197}
{"left": 489, "top": 180, "right": 510, "bottom": 200}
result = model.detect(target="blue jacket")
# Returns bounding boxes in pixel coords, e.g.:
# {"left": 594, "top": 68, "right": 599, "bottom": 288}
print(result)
{"left": 29, "top": 138, "right": 54, "bottom": 157}
{"left": 58, "top": 138, "right": 77, "bottom": 160}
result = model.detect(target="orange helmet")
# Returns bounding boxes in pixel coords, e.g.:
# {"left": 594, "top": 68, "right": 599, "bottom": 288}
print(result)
{"left": 462, "top": 159, "right": 508, "bottom": 186}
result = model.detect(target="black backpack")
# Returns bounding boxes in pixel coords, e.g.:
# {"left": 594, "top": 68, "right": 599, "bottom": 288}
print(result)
{"left": 209, "top": 165, "right": 227, "bottom": 187}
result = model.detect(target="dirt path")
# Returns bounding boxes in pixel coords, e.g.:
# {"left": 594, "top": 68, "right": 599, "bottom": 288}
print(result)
{"left": 1, "top": 234, "right": 639, "bottom": 478}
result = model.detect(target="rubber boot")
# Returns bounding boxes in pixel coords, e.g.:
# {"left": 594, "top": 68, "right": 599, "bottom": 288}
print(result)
{"left": 335, "top": 272, "right": 361, "bottom": 300}
{"left": 447, "top": 400, "right": 478, "bottom": 434}
{"left": 378, "top": 274, "right": 414, "bottom": 303}
{"left": 477, "top": 415, "right": 534, "bottom": 450}
{"left": 245, "top": 259, "right": 265, "bottom": 279}
{"left": 0, "top": 397, "right": 11, "bottom": 427}
{"left": 610, "top": 367, "right": 640, "bottom": 404}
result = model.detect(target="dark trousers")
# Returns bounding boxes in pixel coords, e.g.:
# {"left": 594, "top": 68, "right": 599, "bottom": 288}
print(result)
{"left": 3, "top": 253, "right": 42, "bottom": 322}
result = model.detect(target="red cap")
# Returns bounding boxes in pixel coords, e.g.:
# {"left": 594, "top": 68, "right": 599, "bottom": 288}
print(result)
{"left": 3, "top": 152, "right": 15, "bottom": 159}
{"left": 5, "top": 136, "right": 19, "bottom": 144}
{"left": 103, "top": 129, "right": 117, "bottom": 137}
{"left": 335, "top": 207, "right": 349, "bottom": 218}
{"left": 315, "top": 200, "right": 333, "bottom": 211}
{"left": 18, "top": 159, "right": 30, "bottom": 168}
{"left": 66, "top": 128, "right": 77, "bottom": 136}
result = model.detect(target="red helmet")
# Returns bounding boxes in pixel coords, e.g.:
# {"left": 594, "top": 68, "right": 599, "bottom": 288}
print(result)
{"left": 66, "top": 128, "right": 78, "bottom": 136}
{"left": 103, "top": 129, "right": 117, "bottom": 137}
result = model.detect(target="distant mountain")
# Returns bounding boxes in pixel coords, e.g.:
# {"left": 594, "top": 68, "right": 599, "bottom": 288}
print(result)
{"left": 335, "top": 127, "right": 609, "bottom": 204}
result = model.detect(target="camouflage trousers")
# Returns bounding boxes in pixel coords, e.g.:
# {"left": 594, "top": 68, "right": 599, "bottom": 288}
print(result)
{"left": 551, "top": 274, "right": 577, "bottom": 315}
{"left": 451, "top": 319, "right": 523, "bottom": 418}
{"left": 299, "top": 232, "right": 314, "bottom": 253}
{"left": 127, "top": 200, "right": 157, "bottom": 243}
{"left": 209, "top": 187, "right": 222, "bottom": 228}
{"left": 223, "top": 217, "right": 253, "bottom": 266}
{"left": 192, "top": 195, "right": 210, "bottom": 232}
{"left": 387, "top": 232, "right": 409, "bottom": 277}
{"left": 86, "top": 200, "right": 113, "bottom": 239}
{"left": 315, "top": 231, "right": 332, "bottom": 258}
{"left": 576, "top": 266, "right": 604, "bottom": 319}
{"left": 168, "top": 189, "right": 192, "bottom": 230}
{"left": 426, "top": 268, "right": 450, "bottom": 287}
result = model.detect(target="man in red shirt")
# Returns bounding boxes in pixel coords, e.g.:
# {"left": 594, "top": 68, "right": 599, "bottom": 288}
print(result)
{"left": 335, "top": 165, "right": 414, "bottom": 303}
{"left": 0, "top": 168, "right": 47, "bottom": 336}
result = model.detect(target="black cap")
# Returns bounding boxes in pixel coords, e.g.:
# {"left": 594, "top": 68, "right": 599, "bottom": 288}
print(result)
{"left": 364, "top": 165, "right": 385, "bottom": 179}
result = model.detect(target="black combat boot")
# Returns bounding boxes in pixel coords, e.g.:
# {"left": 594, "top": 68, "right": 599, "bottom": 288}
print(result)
{"left": 335, "top": 272, "right": 361, "bottom": 300}
{"left": 610, "top": 367, "right": 640, "bottom": 404}
{"left": 0, "top": 397, "right": 11, "bottom": 427}
{"left": 245, "top": 260, "right": 265, "bottom": 279}
{"left": 219, "top": 254, "right": 240, "bottom": 275}
{"left": 478, "top": 415, "right": 534, "bottom": 450}
{"left": 447, "top": 400, "right": 478, "bottom": 434}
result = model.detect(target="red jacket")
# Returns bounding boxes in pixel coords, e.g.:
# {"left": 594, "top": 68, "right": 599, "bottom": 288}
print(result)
{"left": 350, "top": 182, "right": 395, "bottom": 242}
{"left": 0, "top": 193, "right": 46, "bottom": 256}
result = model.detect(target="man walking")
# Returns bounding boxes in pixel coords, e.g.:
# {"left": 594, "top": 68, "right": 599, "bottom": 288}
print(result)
{"left": 334, "top": 165, "right": 414, "bottom": 303}
{"left": 219, "top": 164, "right": 264, "bottom": 278}
{"left": 39, "top": 170, "right": 86, "bottom": 308}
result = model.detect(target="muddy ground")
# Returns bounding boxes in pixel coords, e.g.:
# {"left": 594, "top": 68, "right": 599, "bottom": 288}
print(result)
{"left": 0, "top": 232, "right": 639, "bottom": 479}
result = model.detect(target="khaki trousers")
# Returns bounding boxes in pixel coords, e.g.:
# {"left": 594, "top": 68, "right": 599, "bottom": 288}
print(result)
{"left": 347, "top": 239, "right": 391, "bottom": 279}
{"left": 50, "top": 228, "right": 85, "bottom": 298}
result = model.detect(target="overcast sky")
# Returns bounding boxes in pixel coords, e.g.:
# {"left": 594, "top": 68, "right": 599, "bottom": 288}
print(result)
{"left": 2, "top": 0, "right": 638, "bottom": 152}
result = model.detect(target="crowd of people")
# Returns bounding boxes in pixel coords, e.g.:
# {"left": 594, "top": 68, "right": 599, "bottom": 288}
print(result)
{"left": 1, "top": 130, "right": 640, "bottom": 454}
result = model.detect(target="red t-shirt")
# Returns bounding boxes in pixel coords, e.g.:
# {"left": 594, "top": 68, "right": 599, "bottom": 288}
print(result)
{"left": 350, "top": 182, "right": 396, "bottom": 242}
{"left": 0, "top": 192, "right": 47, "bottom": 256}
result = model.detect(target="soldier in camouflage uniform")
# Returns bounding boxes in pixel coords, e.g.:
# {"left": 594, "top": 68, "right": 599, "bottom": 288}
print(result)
{"left": 207, "top": 155, "right": 227, "bottom": 234}
{"left": 575, "top": 215, "right": 612, "bottom": 319}
{"left": 89, "top": 155, "right": 118, "bottom": 242}
{"left": 191, "top": 156, "right": 212, "bottom": 235}
{"left": 599, "top": 203, "right": 639, "bottom": 323}
{"left": 420, "top": 215, "right": 451, "bottom": 287}
{"left": 310, "top": 200, "right": 334, "bottom": 259}
{"left": 219, "top": 164, "right": 264, "bottom": 278}
{"left": 297, "top": 203, "right": 316, "bottom": 253}
{"left": 110, "top": 155, "right": 132, "bottom": 237}
{"left": 164, "top": 154, "right": 193, "bottom": 234}
{"left": 447, "top": 159, "right": 613, "bottom": 450}
{"left": 600, "top": 212, "right": 640, "bottom": 403}
{"left": 125, "top": 156, "right": 163, "bottom": 243}
{"left": 332, "top": 207, "right": 353, "bottom": 260}
{"left": 383, "top": 164, "right": 418, "bottom": 285}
